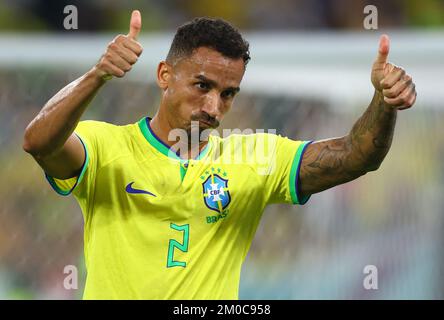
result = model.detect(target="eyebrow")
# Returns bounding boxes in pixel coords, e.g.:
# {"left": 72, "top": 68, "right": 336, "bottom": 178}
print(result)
{"left": 194, "top": 75, "right": 240, "bottom": 93}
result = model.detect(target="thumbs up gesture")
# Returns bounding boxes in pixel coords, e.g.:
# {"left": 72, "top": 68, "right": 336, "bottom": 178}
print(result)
{"left": 371, "top": 35, "right": 416, "bottom": 110}
{"left": 94, "top": 10, "right": 143, "bottom": 80}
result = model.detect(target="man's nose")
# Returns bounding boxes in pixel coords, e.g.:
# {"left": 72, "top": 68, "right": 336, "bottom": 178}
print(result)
{"left": 201, "top": 91, "right": 222, "bottom": 118}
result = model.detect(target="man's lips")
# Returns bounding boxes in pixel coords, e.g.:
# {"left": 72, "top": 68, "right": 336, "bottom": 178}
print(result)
{"left": 196, "top": 119, "right": 214, "bottom": 128}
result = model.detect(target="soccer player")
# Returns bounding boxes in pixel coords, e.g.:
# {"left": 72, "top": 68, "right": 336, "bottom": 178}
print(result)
{"left": 23, "top": 10, "right": 416, "bottom": 299}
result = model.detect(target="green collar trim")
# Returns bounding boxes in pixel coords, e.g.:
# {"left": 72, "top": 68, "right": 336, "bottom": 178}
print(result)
{"left": 138, "top": 117, "right": 211, "bottom": 161}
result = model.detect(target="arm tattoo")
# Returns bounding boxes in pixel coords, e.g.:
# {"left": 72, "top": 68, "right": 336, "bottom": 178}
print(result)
{"left": 300, "top": 91, "right": 397, "bottom": 197}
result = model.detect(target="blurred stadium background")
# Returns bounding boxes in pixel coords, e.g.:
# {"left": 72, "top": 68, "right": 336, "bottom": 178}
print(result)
{"left": 1, "top": 0, "right": 444, "bottom": 299}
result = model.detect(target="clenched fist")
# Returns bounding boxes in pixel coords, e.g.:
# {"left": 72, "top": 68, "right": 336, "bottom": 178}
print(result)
{"left": 94, "top": 10, "right": 143, "bottom": 80}
{"left": 371, "top": 34, "right": 417, "bottom": 110}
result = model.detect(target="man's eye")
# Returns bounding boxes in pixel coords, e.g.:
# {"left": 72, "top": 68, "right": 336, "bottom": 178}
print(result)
{"left": 222, "top": 90, "right": 235, "bottom": 99}
{"left": 195, "top": 82, "right": 209, "bottom": 90}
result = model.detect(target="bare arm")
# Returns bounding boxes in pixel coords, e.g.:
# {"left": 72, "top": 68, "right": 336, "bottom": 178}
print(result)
{"left": 23, "top": 70, "right": 106, "bottom": 178}
{"left": 300, "top": 90, "right": 397, "bottom": 196}
{"left": 23, "top": 10, "right": 143, "bottom": 179}
{"left": 299, "top": 35, "right": 417, "bottom": 198}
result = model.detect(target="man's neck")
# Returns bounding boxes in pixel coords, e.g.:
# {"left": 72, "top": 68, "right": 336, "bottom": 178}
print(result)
{"left": 149, "top": 114, "right": 208, "bottom": 160}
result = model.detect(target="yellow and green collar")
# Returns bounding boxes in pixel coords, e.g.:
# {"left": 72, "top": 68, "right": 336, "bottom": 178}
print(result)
{"left": 138, "top": 117, "right": 211, "bottom": 161}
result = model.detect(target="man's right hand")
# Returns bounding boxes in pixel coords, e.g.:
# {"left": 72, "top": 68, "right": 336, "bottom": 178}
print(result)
{"left": 93, "top": 10, "right": 143, "bottom": 80}
{"left": 24, "top": 10, "right": 144, "bottom": 179}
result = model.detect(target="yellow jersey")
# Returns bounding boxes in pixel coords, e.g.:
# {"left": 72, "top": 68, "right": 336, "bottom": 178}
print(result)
{"left": 45, "top": 117, "right": 311, "bottom": 299}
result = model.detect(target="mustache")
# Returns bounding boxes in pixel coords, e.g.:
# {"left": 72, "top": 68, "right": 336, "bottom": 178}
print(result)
{"left": 190, "top": 112, "right": 220, "bottom": 128}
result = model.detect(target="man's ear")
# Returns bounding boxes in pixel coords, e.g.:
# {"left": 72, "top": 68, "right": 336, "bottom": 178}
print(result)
{"left": 156, "top": 61, "right": 170, "bottom": 90}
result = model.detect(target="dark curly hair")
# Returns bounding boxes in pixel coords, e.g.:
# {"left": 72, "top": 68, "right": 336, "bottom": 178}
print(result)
{"left": 166, "top": 17, "right": 250, "bottom": 67}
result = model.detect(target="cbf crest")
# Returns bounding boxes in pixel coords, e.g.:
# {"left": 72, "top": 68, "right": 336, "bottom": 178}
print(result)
{"left": 201, "top": 168, "right": 231, "bottom": 215}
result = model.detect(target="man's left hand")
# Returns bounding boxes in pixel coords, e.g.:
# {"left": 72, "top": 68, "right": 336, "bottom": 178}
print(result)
{"left": 371, "top": 34, "right": 417, "bottom": 110}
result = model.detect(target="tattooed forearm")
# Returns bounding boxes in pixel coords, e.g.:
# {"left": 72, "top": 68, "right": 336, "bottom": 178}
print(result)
{"left": 349, "top": 90, "right": 397, "bottom": 166}
{"left": 299, "top": 90, "right": 397, "bottom": 197}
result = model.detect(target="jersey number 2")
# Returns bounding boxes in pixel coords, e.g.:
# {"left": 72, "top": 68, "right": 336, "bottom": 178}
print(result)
{"left": 167, "top": 223, "right": 189, "bottom": 268}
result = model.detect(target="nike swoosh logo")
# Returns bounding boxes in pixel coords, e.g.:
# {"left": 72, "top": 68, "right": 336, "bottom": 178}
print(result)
{"left": 125, "top": 182, "right": 156, "bottom": 197}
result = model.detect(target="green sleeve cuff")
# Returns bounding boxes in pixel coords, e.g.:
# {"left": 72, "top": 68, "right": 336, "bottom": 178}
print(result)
{"left": 289, "top": 141, "right": 312, "bottom": 205}
{"left": 45, "top": 134, "right": 89, "bottom": 196}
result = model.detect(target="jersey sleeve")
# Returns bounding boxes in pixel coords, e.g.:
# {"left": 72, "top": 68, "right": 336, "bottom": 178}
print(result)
{"left": 258, "top": 133, "right": 312, "bottom": 205}
{"left": 45, "top": 120, "right": 103, "bottom": 202}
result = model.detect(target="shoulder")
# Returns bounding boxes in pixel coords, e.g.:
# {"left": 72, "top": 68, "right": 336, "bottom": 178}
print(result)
{"left": 208, "top": 133, "right": 285, "bottom": 165}
{"left": 211, "top": 131, "right": 281, "bottom": 143}
{"left": 210, "top": 132, "right": 285, "bottom": 152}
{"left": 75, "top": 120, "right": 141, "bottom": 162}
{"left": 76, "top": 120, "right": 131, "bottom": 133}
{"left": 76, "top": 120, "right": 138, "bottom": 141}
{"left": 209, "top": 132, "right": 307, "bottom": 164}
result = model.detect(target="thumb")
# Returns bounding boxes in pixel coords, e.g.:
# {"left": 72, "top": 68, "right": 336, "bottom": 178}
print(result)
{"left": 374, "top": 34, "right": 390, "bottom": 66}
{"left": 128, "top": 10, "right": 142, "bottom": 40}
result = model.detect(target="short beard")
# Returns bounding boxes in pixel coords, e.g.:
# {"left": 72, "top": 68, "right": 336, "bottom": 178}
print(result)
{"left": 187, "top": 111, "right": 220, "bottom": 143}
{"left": 186, "top": 121, "right": 214, "bottom": 146}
